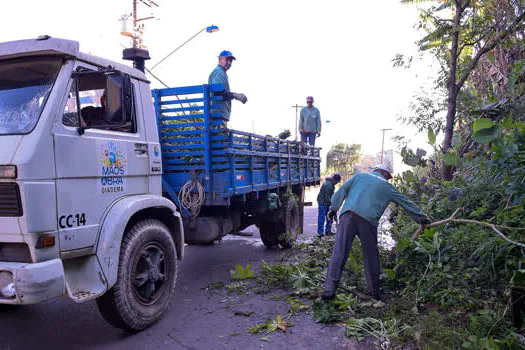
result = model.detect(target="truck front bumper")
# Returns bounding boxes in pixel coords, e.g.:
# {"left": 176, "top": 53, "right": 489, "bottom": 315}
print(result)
{"left": 0, "top": 259, "right": 65, "bottom": 304}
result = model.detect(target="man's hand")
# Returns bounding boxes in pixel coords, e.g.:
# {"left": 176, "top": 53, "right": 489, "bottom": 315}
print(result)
{"left": 232, "top": 93, "right": 248, "bottom": 104}
{"left": 317, "top": 132, "right": 321, "bottom": 137}
{"left": 327, "top": 209, "right": 336, "bottom": 222}
{"left": 419, "top": 217, "right": 431, "bottom": 232}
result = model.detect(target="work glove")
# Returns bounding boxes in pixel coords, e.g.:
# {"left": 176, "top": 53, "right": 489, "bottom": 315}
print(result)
{"left": 327, "top": 209, "right": 336, "bottom": 222}
{"left": 232, "top": 93, "right": 248, "bottom": 104}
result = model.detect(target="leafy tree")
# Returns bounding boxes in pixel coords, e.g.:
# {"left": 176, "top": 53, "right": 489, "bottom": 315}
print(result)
{"left": 401, "top": 0, "right": 525, "bottom": 179}
{"left": 325, "top": 143, "right": 361, "bottom": 178}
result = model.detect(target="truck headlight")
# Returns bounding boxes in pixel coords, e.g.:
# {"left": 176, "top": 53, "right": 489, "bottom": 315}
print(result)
{"left": 0, "top": 272, "right": 15, "bottom": 298}
{"left": 0, "top": 165, "right": 17, "bottom": 179}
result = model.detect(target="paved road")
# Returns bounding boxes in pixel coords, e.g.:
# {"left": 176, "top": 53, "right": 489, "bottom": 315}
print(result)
{"left": 0, "top": 205, "right": 364, "bottom": 350}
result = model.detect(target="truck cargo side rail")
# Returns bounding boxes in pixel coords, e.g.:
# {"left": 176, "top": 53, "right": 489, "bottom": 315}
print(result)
{"left": 152, "top": 84, "right": 321, "bottom": 206}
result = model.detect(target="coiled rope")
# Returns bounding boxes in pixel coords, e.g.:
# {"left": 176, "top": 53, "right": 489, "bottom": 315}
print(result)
{"left": 178, "top": 179, "right": 205, "bottom": 216}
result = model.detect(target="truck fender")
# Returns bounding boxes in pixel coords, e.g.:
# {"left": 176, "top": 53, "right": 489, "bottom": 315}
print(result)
{"left": 95, "top": 194, "right": 184, "bottom": 289}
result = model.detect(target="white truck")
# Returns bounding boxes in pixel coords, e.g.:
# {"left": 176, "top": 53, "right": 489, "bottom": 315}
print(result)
{"left": 0, "top": 36, "right": 321, "bottom": 332}
{"left": 0, "top": 37, "right": 184, "bottom": 331}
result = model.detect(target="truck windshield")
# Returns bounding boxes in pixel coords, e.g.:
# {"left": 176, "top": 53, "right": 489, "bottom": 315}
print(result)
{"left": 0, "top": 56, "right": 62, "bottom": 135}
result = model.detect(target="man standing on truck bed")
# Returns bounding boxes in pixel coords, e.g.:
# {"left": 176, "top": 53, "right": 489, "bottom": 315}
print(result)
{"left": 299, "top": 96, "right": 321, "bottom": 146}
{"left": 317, "top": 173, "right": 341, "bottom": 237}
{"left": 208, "top": 50, "right": 247, "bottom": 120}
{"left": 322, "top": 164, "right": 430, "bottom": 301}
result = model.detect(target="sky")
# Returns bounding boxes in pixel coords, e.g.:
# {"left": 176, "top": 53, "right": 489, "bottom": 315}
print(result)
{"left": 2, "top": 0, "right": 439, "bottom": 173}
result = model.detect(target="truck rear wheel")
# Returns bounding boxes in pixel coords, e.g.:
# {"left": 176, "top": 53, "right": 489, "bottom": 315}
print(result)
{"left": 258, "top": 197, "right": 300, "bottom": 249}
{"left": 96, "top": 219, "right": 177, "bottom": 332}
{"left": 259, "top": 221, "right": 278, "bottom": 247}
{"left": 277, "top": 198, "right": 300, "bottom": 248}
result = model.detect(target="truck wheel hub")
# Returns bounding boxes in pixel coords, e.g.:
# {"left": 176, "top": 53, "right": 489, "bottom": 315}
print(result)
{"left": 133, "top": 243, "right": 166, "bottom": 304}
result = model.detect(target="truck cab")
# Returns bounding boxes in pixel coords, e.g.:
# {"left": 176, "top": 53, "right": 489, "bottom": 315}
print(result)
{"left": 0, "top": 37, "right": 183, "bottom": 331}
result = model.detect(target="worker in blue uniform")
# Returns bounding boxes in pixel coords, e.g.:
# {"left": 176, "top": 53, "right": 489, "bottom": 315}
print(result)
{"left": 322, "top": 164, "right": 430, "bottom": 301}
{"left": 317, "top": 174, "right": 342, "bottom": 237}
{"left": 208, "top": 50, "right": 247, "bottom": 120}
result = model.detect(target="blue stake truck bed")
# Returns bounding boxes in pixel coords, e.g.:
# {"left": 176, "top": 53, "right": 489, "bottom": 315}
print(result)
{"left": 152, "top": 84, "right": 321, "bottom": 247}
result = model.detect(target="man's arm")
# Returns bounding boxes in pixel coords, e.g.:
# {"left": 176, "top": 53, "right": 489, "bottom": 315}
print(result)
{"left": 299, "top": 109, "right": 305, "bottom": 131}
{"left": 209, "top": 70, "right": 236, "bottom": 101}
{"left": 330, "top": 175, "right": 357, "bottom": 212}
{"left": 391, "top": 189, "right": 429, "bottom": 224}
{"left": 316, "top": 109, "right": 321, "bottom": 134}
{"left": 327, "top": 181, "right": 335, "bottom": 198}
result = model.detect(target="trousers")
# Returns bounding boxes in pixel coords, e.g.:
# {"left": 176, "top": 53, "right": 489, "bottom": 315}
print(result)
{"left": 323, "top": 211, "right": 381, "bottom": 299}
{"left": 317, "top": 204, "right": 333, "bottom": 235}
{"left": 300, "top": 131, "right": 316, "bottom": 146}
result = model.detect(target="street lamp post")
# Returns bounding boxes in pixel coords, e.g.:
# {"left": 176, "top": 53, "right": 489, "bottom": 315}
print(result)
{"left": 149, "top": 25, "right": 220, "bottom": 71}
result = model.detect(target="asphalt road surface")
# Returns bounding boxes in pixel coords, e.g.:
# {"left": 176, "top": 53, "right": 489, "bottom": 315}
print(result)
{"left": 0, "top": 205, "right": 366, "bottom": 350}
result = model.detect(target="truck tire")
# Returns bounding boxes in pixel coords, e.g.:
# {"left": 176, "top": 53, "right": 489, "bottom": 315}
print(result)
{"left": 96, "top": 219, "right": 177, "bottom": 332}
{"left": 277, "top": 198, "right": 300, "bottom": 248}
{"left": 259, "top": 221, "right": 278, "bottom": 247}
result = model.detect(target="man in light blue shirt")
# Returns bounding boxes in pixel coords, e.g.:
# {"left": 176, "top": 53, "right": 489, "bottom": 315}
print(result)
{"left": 208, "top": 50, "right": 247, "bottom": 121}
{"left": 321, "top": 164, "right": 430, "bottom": 301}
{"left": 299, "top": 96, "right": 321, "bottom": 146}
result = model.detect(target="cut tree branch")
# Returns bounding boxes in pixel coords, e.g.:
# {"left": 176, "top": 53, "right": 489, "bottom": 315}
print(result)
{"left": 412, "top": 208, "right": 525, "bottom": 248}
{"left": 412, "top": 208, "right": 462, "bottom": 240}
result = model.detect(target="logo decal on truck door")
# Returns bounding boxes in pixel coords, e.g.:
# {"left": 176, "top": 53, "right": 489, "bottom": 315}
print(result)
{"left": 98, "top": 141, "right": 128, "bottom": 194}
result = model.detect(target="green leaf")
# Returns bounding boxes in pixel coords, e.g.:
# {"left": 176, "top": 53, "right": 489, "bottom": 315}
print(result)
{"left": 249, "top": 323, "right": 266, "bottom": 334}
{"left": 428, "top": 128, "right": 436, "bottom": 144}
{"left": 473, "top": 118, "right": 494, "bottom": 133}
{"left": 383, "top": 268, "right": 397, "bottom": 280}
{"left": 444, "top": 149, "right": 458, "bottom": 166}
{"left": 473, "top": 125, "right": 501, "bottom": 144}
{"left": 487, "top": 52, "right": 495, "bottom": 65}
{"left": 403, "top": 170, "right": 416, "bottom": 183}
{"left": 230, "top": 264, "right": 255, "bottom": 280}
{"left": 511, "top": 270, "right": 525, "bottom": 286}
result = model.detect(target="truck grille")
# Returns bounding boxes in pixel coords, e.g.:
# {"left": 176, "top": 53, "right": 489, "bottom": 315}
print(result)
{"left": 0, "top": 183, "right": 23, "bottom": 217}
{"left": 0, "top": 243, "right": 31, "bottom": 263}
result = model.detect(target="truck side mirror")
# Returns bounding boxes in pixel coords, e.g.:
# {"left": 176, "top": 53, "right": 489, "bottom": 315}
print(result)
{"left": 105, "top": 72, "right": 132, "bottom": 125}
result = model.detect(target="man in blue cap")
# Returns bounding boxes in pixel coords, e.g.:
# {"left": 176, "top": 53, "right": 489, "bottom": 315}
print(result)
{"left": 208, "top": 50, "right": 247, "bottom": 120}
{"left": 321, "top": 164, "right": 431, "bottom": 301}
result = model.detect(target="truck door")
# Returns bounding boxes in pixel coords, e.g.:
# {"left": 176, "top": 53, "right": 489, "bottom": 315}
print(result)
{"left": 53, "top": 63, "right": 149, "bottom": 252}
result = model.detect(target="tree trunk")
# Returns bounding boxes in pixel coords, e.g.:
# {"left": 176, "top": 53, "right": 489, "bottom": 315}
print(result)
{"left": 442, "top": 0, "right": 463, "bottom": 181}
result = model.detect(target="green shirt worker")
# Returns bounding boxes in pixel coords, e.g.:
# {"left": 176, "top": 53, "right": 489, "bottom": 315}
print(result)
{"left": 299, "top": 96, "right": 321, "bottom": 146}
{"left": 322, "top": 164, "right": 430, "bottom": 301}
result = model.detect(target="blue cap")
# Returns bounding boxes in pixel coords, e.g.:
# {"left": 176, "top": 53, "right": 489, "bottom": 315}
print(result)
{"left": 218, "top": 50, "right": 236, "bottom": 60}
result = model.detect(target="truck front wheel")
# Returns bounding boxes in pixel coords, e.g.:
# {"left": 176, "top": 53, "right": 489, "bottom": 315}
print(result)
{"left": 96, "top": 219, "right": 177, "bottom": 332}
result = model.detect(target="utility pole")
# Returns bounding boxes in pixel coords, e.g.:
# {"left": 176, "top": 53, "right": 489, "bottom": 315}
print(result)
{"left": 380, "top": 128, "right": 392, "bottom": 164}
{"left": 132, "top": 0, "right": 137, "bottom": 48}
{"left": 291, "top": 104, "right": 304, "bottom": 141}
{"left": 122, "top": 0, "right": 158, "bottom": 48}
